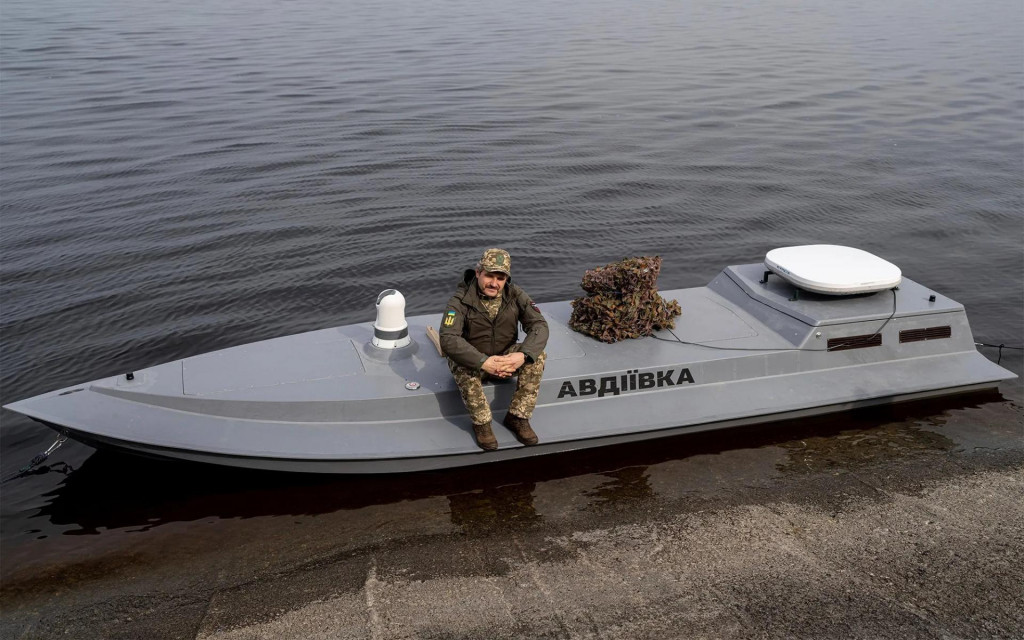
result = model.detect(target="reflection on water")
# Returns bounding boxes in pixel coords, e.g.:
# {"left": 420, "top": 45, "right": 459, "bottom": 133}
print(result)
{"left": 778, "top": 418, "right": 955, "bottom": 475}
{"left": 448, "top": 483, "right": 540, "bottom": 535}
{"left": 586, "top": 467, "right": 655, "bottom": 508}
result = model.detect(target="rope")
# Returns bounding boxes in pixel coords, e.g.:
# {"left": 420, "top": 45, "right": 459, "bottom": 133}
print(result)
{"left": 1, "top": 432, "right": 72, "bottom": 484}
{"left": 975, "top": 342, "right": 1024, "bottom": 365}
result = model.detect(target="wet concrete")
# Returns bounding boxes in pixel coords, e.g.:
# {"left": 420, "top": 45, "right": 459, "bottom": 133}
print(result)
{"left": 1, "top": 386, "right": 1022, "bottom": 639}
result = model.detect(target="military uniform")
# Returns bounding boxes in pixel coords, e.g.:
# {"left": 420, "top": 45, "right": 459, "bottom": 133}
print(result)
{"left": 439, "top": 250, "right": 549, "bottom": 432}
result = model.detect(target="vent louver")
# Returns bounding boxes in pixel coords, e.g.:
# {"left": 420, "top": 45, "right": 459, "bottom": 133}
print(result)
{"left": 900, "top": 326, "right": 952, "bottom": 343}
{"left": 827, "top": 334, "right": 883, "bottom": 351}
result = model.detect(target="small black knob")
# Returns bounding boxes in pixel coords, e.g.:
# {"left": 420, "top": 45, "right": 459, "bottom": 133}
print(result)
{"left": 928, "top": 295, "right": 936, "bottom": 302}
{"left": 126, "top": 372, "right": 135, "bottom": 381}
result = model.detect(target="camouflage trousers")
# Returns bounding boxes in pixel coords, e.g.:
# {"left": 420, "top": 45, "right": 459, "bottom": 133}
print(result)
{"left": 448, "top": 344, "right": 547, "bottom": 425}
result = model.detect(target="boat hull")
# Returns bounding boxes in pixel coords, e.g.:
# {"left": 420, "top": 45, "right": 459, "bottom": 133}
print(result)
{"left": 4, "top": 263, "right": 1016, "bottom": 473}
{"left": 30, "top": 381, "right": 1003, "bottom": 473}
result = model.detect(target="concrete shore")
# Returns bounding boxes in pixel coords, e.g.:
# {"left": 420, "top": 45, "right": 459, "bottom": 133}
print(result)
{"left": 2, "top": 387, "right": 1022, "bottom": 639}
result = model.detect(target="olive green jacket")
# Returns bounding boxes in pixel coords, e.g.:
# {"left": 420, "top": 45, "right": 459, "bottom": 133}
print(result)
{"left": 439, "top": 270, "right": 549, "bottom": 370}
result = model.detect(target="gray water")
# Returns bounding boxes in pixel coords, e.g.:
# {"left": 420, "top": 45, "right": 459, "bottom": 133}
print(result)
{"left": 1, "top": 0, "right": 1021, "bottom": 577}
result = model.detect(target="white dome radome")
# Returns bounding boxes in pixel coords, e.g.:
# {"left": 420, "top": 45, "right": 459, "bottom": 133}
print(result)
{"left": 765, "top": 245, "right": 902, "bottom": 295}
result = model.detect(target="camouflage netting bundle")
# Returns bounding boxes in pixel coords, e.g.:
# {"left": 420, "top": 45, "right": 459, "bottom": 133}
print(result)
{"left": 569, "top": 256, "right": 682, "bottom": 343}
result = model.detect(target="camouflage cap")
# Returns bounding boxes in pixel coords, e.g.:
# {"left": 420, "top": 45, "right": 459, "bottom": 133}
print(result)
{"left": 479, "top": 248, "right": 512, "bottom": 275}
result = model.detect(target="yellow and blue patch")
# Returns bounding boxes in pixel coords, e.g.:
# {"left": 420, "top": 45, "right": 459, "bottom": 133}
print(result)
{"left": 442, "top": 310, "right": 457, "bottom": 327}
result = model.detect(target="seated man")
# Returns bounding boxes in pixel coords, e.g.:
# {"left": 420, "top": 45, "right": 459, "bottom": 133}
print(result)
{"left": 439, "top": 248, "right": 549, "bottom": 450}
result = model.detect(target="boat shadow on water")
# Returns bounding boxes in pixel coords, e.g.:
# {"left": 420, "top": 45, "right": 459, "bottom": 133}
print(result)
{"left": 28, "top": 389, "right": 1011, "bottom": 537}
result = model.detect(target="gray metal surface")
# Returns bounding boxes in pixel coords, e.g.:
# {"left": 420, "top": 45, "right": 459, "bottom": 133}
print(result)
{"left": 4, "top": 264, "right": 1016, "bottom": 473}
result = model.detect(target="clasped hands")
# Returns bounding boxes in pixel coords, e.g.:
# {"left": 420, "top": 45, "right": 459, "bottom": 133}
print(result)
{"left": 481, "top": 352, "right": 526, "bottom": 378}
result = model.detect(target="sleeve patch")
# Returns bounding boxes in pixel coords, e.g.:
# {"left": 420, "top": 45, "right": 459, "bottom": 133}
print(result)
{"left": 442, "top": 310, "right": 457, "bottom": 327}
{"left": 530, "top": 301, "right": 541, "bottom": 313}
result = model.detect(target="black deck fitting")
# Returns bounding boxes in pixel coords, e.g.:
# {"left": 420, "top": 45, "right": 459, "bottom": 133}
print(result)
{"left": 760, "top": 270, "right": 771, "bottom": 284}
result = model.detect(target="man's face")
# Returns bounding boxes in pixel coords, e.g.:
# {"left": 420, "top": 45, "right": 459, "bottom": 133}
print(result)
{"left": 476, "top": 268, "right": 508, "bottom": 297}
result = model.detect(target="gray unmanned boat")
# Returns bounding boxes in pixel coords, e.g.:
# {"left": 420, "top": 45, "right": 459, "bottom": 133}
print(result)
{"left": 3, "top": 247, "right": 1015, "bottom": 473}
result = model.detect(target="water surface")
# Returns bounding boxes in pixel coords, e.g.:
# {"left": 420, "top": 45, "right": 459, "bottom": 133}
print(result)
{"left": 1, "top": 0, "right": 1021, "bottom": 580}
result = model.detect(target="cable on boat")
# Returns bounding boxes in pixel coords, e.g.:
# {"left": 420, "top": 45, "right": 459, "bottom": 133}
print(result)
{"left": 653, "top": 288, "right": 899, "bottom": 353}
{"left": 974, "top": 342, "right": 1024, "bottom": 365}
{"left": 1, "top": 432, "right": 72, "bottom": 484}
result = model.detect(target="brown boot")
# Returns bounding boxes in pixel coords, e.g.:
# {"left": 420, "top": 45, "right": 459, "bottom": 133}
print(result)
{"left": 472, "top": 422, "right": 498, "bottom": 451}
{"left": 503, "top": 413, "right": 539, "bottom": 445}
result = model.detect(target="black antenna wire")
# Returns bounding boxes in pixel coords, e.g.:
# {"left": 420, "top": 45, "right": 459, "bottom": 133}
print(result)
{"left": 651, "top": 288, "right": 899, "bottom": 354}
